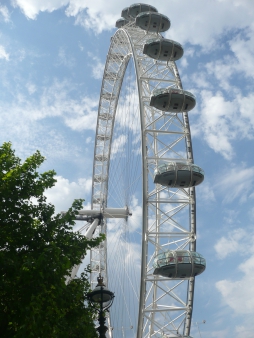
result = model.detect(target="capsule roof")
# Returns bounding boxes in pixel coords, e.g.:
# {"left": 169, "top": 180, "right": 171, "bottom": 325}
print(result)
{"left": 143, "top": 38, "right": 184, "bottom": 62}
{"left": 128, "top": 3, "right": 158, "bottom": 18}
{"left": 150, "top": 87, "right": 196, "bottom": 112}
{"left": 154, "top": 161, "right": 204, "bottom": 188}
{"left": 153, "top": 250, "right": 206, "bottom": 278}
{"left": 121, "top": 7, "right": 133, "bottom": 20}
{"left": 122, "top": 3, "right": 158, "bottom": 20}
{"left": 136, "top": 12, "right": 170, "bottom": 33}
{"left": 115, "top": 18, "right": 129, "bottom": 28}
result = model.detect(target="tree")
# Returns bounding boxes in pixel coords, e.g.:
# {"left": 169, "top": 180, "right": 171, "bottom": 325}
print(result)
{"left": 0, "top": 142, "right": 101, "bottom": 337}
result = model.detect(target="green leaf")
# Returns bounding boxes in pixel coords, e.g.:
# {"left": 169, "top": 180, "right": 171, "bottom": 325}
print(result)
{"left": 0, "top": 142, "right": 100, "bottom": 338}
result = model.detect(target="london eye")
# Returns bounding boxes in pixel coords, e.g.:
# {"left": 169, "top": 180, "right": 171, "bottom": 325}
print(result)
{"left": 77, "top": 3, "right": 206, "bottom": 337}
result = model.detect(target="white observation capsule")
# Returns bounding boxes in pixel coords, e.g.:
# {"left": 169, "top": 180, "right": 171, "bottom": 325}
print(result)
{"left": 136, "top": 12, "right": 170, "bottom": 33}
{"left": 143, "top": 38, "right": 184, "bottom": 61}
{"left": 150, "top": 88, "right": 196, "bottom": 112}
{"left": 154, "top": 161, "right": 204, "bottom": 188}
{"left": 115, "top": 18, "right": 129, "bottom": 28}
{"left": 153, "top": 250, "right": 206, "bottom": 278}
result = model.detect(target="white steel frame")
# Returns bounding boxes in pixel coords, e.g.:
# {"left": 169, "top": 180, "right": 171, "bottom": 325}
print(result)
{"left": 91, "top": 21, "right": 197, "bottom": 338}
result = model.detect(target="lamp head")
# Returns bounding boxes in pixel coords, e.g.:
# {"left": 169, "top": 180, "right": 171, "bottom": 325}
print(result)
{"left": 88, "top": 274, "right": 114, "bottom": 310}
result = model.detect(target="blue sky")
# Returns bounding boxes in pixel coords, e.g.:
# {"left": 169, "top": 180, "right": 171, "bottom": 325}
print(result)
{"left": 1, "top": 1, "right": 254, "bottom": 337}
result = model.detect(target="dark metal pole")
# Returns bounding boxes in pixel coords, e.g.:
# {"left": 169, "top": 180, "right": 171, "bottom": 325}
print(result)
{"left": 97, "top": 286, "right": 108, "bottom": 338}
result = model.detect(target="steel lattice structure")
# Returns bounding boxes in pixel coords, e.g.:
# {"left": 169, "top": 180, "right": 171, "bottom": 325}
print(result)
{"left": 90, "top": 18, "right": 198, "bottom": 338}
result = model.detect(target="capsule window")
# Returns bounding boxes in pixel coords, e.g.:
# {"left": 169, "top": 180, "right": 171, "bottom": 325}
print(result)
{"left": 154, "top": 49, "right": 158, "bottom": 55}
{"left": 162, "top": 23, "right": 164, "bottom": 29}
{"left": 173, "top": 103, "right": 179, "bottom": 109}
{"left": 185, "top": 104, "right": 189, "bottom": 110}
{"left": 174, "top": 51, "right": 177, "bottom": 57}
{"left": 158, "top": 259, "right": 164, "bottom": 267}
{"left": 145, "top": 21, "right": 148, "bottom": 26}
{"left": 193, "top": 256, "right": 200, "bottom": 264}
{"left": 153, "top": 22, "right": 157, "bottom": 28}
{"left": 183, "top": 255, "right": 190, "bottom": 263}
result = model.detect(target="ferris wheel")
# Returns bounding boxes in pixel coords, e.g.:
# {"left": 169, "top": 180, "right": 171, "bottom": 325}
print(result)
{"left": 83, "top": 3, "right": 206, "bottom": 338}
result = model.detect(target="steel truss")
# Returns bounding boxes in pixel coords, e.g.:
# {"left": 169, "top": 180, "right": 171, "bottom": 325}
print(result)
{"left": 91, "top": 21, "right": 196, "bottom": 338}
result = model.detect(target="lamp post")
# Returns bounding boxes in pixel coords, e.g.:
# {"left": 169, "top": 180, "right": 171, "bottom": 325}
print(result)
{"left": 195, "top": 320, "right": 206, "bottom": 338}
{"left": 88, "top": 274, "right": 114, "bottom": 338}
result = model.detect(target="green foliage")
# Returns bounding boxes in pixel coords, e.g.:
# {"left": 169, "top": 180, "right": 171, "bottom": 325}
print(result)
{"left": 0, "top": 142, "right": 101, "bottom": 337}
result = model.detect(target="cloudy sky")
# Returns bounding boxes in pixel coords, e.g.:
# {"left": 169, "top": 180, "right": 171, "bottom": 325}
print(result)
{"left": 1, "top": 0, "right": 254, "bottom": 337}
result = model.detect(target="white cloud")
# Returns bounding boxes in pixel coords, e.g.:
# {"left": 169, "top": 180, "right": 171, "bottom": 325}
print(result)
{"left": 0, "top": 5, "right": 10, "bottom": 22}
{"left": 213, "top": 219, "right": 254, "bottom": 326}
{"left": 214, "top": 228, "right": 248, "bottom": 259}
{"left": 0, "top": 80, "right": 98, "bottom": 131}
{"left": 238, "top": 93, "right": 254, "bottom": 130}
{"left": 207, "top": 329, "right": 229, "bottom": 338}
{"left": 204, "top": 33, "right": 254, "bottom": 90}
{"left": 56, "top": 47, "right": 75, "bottom": 68}
{"left": 204, "top": 57, "right": 238, "bottom": 92}
{"left": 248, "top": 207, "right": 254, "bottom": 221}
{"left": 0, "top": 80, "right": 98, "bottom": 163}
{"left": 11, "top": 0, "right": 69, "bottom": 19}
{"left": 164, "top": 0, "right": 254, "bottom": 50}
{"left": 217, "top": 165, "right": 254, "bottom": 204}
{"left": 78, "top": 41, "right": 84, "bottom": 51}
{"left": 194, "top": 91, "right": 237, "bottom": 160}
{"left": 127, "top": 195, "right": 142, "bottom": 233}
{"left": 87, "top": 53, "right": 104, "bottom": 80}
{"left": 190, "top": 71, "right": 210, "bottom": 89}
{"left": 192, "top": 90, "right": 254, "bottom": 160}
{"left": 216, "top": 254, "right": 254, "bottom": 315}
{"left": 235, "top": 321, "right": 254, "bottom": 338}
{"left": 45, "top": 175, "right": 92, "bottom": 213}
{"left": 65, "top": 0, "right": 120, "bottom": 33}
{"left": 229, "top": 28, "right": 254, "bottom": 79}
{"left": 215, "top": 227, "right": 254, "bottom": 325}
{"left": 223, "top": 209, "right": 239, "bottom": 225}
{"left": 0, "top": 45, "right": 9, "bottom": 60}
{"left": 10, "top": 0, "right": 254, "bottom": 46}
{"left": 196, "top": 181, "right": 216, "bottom": 203}
{"left": 26, "top": 82, "right": 37, "bottom": 94}
{"left": 110, "top": 134, "right": 127, "bottom": 159}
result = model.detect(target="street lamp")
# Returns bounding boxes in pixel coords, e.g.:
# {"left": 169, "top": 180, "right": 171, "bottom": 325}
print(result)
{"left": 88, "top": 274, "right": 114, "bottom": 338}
{"left": 195, "top": 320, "right": 206, "bottom": 338}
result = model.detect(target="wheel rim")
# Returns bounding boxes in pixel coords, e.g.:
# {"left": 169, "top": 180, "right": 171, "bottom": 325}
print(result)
{"left": 91, "top": 20, "right": 198, "bottom": 338}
